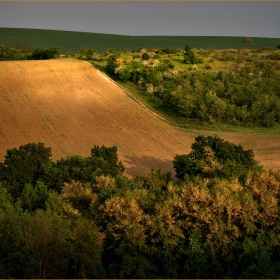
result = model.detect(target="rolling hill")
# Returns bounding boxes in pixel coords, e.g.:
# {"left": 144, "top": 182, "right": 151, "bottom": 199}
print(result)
{"left": 0, "top": 58, "right": 279, "bottom": 177}
{"left": 1, "top": 27, "right": 280, "bottom": 53}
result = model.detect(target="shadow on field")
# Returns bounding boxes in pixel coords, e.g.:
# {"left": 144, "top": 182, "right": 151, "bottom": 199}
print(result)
{"left": 123, "top": 154, "right": 176, "bottom": 179}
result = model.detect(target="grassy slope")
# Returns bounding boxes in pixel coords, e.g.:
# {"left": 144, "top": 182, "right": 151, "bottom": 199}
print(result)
{"left": 1, "top": 28, "right": 280, "bottom": 53}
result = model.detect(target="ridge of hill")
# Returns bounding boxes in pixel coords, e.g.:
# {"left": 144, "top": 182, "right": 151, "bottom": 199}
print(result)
{"left": 1, "top": 27, "right": 280, "bottom": 53}
{"left": 0, "top": 58, "right": 279, "bottom": 177}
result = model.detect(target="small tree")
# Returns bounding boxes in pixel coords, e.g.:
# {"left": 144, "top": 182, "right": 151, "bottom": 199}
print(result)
{"left": 91, "top": 145, "right": 125, "bottom": 176}
{"left": 183, "top": 45, "right": 203, "bottom": 64}
{"left": 142, "top": 52, "right": 150, "bottom": 61}
{"left": 106, "top": 54, "right": 118, "bottom": 74}
{"left": 2, "top": 143, "right": 52, "bottom": 198}
{"left": 85, "top": 48, "right": 97, "bottom": 60}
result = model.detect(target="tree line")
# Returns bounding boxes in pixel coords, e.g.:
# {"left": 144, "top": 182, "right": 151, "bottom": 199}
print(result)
{"left": 1, "top": 137, "right": 280, "bottom": 278}
{"left": 0, "top": 45, "right": 60, "bottom": 60}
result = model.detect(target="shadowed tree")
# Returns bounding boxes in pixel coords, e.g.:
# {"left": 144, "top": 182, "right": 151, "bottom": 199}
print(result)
{"left": 91, "top": 145, "right": 125, "bottom": 176}
{"left": 2, "top": 143, "right": 52, "bottom": 198}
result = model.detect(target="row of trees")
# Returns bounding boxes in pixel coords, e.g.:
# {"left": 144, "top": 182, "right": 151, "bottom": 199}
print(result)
{"left": 105, "top": 47, "right": 280, "bottom": 127}
{"left": 1, "top": 137, "right": 280, "bottom": 278}
{"left": 0, "top": 45, "right": 60, "bottom": 60}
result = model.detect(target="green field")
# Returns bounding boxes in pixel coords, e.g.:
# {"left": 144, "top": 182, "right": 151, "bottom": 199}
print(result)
{"left": 1, "top": 27, "right": 280, "bottom": 53}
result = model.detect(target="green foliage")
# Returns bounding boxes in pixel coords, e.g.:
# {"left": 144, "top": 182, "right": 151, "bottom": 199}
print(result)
{"left": 173, "top": 135, "right": 259, "bottom": 181}
{"left": 39, "top": 146, "right": 124, "bottom": 193}
{"left": 103, "top": 45, "right": 280, "bottom": 128}
{"left": 23, "top": 209, "right": 72, "bottom": 278}
{"left": 105, "top": 54, "right": 118, "bottom": 74}
{"left": 183, "top": 45, "right": 203, "bottom": 64}
{"left": 173, "top": 154, "right": 197, "bottom": 181}
{"left": 0, "top": 45, "right": 60, "bottom": 61}
{"left": 0, "top": 45, "right": 33, "bottom": 61}
{"left": 134, "top": 169, "right": 171, "bottom": 191}
{"left": 91, "top": 145, "right": 125, "bottom": 176}
{"left": 1, "top": 139, "right": 280, "bottom": 278}
{"left": 1, "top": 142, "right": 52, "bottom": 198}
{"left": 70, "top": 217, "right": 105, "bottom": 278}
{"left": 31, "top": 47, "right": 60, "bottom": 60}
{"left": 19, "top": 182, "right": 49, "bottom": 211}
{"left": 142, "top": 52, "right": 150, "bottom": 60}
{"left": 158, "top": 47, "right": 178, "bottom": 54}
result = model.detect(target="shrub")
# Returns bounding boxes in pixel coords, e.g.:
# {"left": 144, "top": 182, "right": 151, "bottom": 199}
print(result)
{"left": 160, "top": 47, "right": 178, "bottom": 54}
{"left": 31, "top": 47, "right": 60, "bottom": 60}
{"left": 142, "top": 52, "right": 150, "bottom": 61}
{"left": 105, "top": 54, "right": 119, "bottom": 74}
{"left": 183, "top": 45, "right": 203, "bottom": 64}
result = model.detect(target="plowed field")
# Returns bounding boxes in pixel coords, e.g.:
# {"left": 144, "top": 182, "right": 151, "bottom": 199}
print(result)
{"left": 0, "top": 59, "right": 279, "bottom": 177}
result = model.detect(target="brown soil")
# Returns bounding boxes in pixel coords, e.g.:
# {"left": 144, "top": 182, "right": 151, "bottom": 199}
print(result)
{"left": 0, "top": 59, "right": 279, "bottom": 178}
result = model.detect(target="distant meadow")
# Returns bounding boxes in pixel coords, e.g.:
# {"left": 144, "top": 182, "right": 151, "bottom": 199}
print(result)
{"left": 1, "top": 27, "right": 280, "bottom": 53}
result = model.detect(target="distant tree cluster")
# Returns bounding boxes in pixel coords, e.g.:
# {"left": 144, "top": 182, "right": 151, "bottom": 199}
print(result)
{"left": 1, "top": 137, "right": 280, "bottom": 278}
{"left": 0, "top": 45, "right": 60, "bottom": 61}
{"left": 106, "top": 47, "right": 280, "bottom": 128}
{"left": 30, "top": 47, "right": 60, "bottom": 60}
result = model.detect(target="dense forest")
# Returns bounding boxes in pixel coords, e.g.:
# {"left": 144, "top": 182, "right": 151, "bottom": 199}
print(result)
{"left": 1, "top": 136, "right": 280, "bottom": 278}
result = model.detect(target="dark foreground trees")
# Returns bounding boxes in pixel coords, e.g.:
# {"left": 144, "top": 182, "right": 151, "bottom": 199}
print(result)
{"left": 1, "top": 137, "right": 280, "bottom": 278}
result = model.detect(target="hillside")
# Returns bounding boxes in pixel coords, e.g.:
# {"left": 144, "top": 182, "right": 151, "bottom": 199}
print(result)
{"left": 1, "top": 28, "right": 280, "bottom": 53}
{"left": 0, "top": 58, "right": 279, "bottom": 177}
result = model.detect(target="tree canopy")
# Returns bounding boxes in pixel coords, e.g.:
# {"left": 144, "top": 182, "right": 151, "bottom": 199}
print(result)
{"left": 0, "top": 138, "right": 280, "bottom": 278}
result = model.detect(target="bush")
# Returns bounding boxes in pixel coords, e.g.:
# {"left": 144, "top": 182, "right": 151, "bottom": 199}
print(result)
{"left": 0, "top": 46, "right": 33, "bottom": 61}
{"left": 160, "top": 47, "right": 178, "bottom": 54}
{"left": 31, "top": 47, "right": 60, "bottom": 60}
{"left": 183, "top": 45, "right": 203, "bottom": 64}
{"left": 105, "top": 54, "right": 118, "bottom": 74}
{"left": 266, "top": 53, "right": 280, "bottom": 60}
{"left": 142, "top": 52, "right": 150, "bottom": 61}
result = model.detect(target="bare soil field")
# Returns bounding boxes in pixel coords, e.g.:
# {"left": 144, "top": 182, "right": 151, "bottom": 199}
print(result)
{"left": 0, "top": 59, "right": 279, "bottom": 178}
